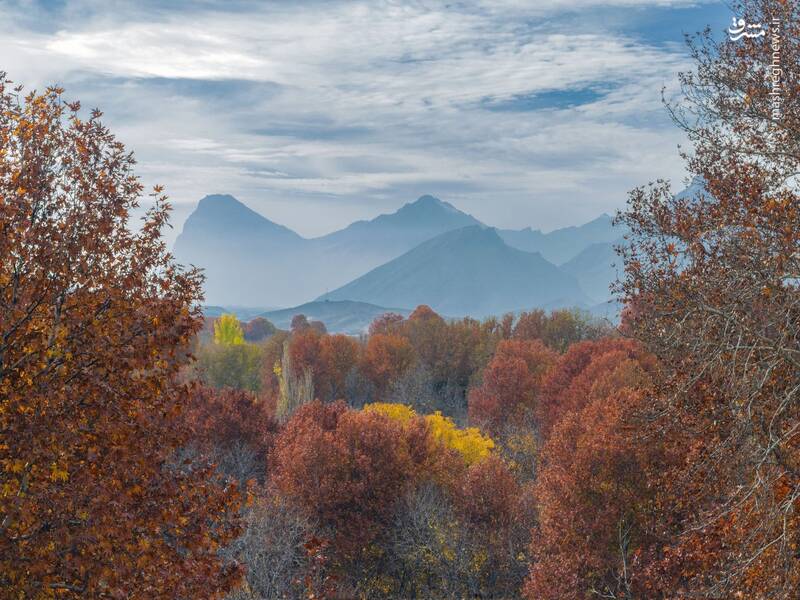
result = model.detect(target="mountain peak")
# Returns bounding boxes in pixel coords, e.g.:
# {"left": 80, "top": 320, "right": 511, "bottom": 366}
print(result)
{"left": 198, "top": 193, "right": 240, "bottom": 205}
{"left": 175, "top": 193, "right": 303, "bottom": 253}
{"left": 193, "top": 193, "right": 264, "bottom": 221}
{"left": 189, "top": 194, "right": 301, "bottom": 238}
{"left": 414, "top": 194, "right": 444, "bottom": 206}
{"left": 399, "top": 194, "right": 448, "bottom": 212}
{"left": 584, "top": 213, "right": 613, "bottom": 227}
{"left": 391, "top": 194, "right": 479, "bottom": 224}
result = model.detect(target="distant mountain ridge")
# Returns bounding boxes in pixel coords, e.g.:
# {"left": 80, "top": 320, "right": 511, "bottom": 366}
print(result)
{"left": 174, "top": 194, "right": 493, "bottom": 307}
{"left": 175, "top": 184, "right": 702, "bottom": 329}
{"left": 318, "top": 226, "right": 590, "bottom": 318}
{"left": 308, "top": 195, "right": 486, "bottom": 296}
{"left": 174, "top": 194, "right": 316, "bottom": 307}
{"left": 498, "top": 214, "right": 622, "bottom": 265}
{"left": 183, "top": 194, "right": 303, "bottom": 244}
{"left": 319, "top": 195, "right": 481, "bottom": 248}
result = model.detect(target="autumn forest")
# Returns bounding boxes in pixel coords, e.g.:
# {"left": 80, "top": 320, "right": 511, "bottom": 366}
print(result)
{"left": 2, "top": 0, "right": 799, "bottom": 598}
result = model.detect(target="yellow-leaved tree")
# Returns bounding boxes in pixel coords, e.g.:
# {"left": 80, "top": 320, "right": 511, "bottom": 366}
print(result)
{"left": 364, "top": 403, "right": 494, "bottom": 465}
{"left": 214, "top": 313, "right": 244, "bottom": 345}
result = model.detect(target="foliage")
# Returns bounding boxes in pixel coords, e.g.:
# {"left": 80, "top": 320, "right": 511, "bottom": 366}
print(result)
{"left": 290, "top": 314, "right": 310, "bottom": 333}
{"left": 525, "top": 362, "right": 658, "bottom": 599}
{"left": 360, "top": 333, "right": 416, "bottom": 401}
{"left": 387, "top": 364, "right": 464, "bottom": 420}
{"left": 289, "top": 314, "right": 326, "bottom": 335}
{"left": 7, "top": 3, "right": 798, "bottom": 592}
{"left": 513, "top": 307, "right": 615, "bottom": 352}
{"left": 403, "top": 311, "right": 494, "bottom": 412}
{"left": 287, "top": 329, "right": 324, "bottom": 384}
{"left": 214, "top": 313, "right": 245, "bottom": 345}
{"left": 459, "top": 454, "right": 520, "bottom": 529}
{"left": 271, "top": 401, "right": 421, "bottom": 553}
{"left": 408, "top": 304, "right": 442, "bottom": 322}
{"left": 468, "top": 339, "right": 558, "bottom": 435}
{"left": 425, "top": 412, "right": 495, "bottom": 466}
{"left": 258, "top": 330, "right": 290, "bottom": 398}
{"left": 366, "top": 403, "right": 495, "bottom": 466}
{"left": 197, "top": 341, "right": 263, "bottom": 392}
{"left": 0, "top": 77, "right": 240, "bottom": 597}
{"left": 242, "top": 316, "right": 277, "bottom": 342}
{"left": 270, "top": 400, "right": 527, "bottom": 597}
{"left": 183, "top": 386, "right": 278, "bottom": 484}
{"left": 496, "top": 425, "right": 539, "bottom": 482}
{"left": 368, "top": 312, "right": 405, "bottom": 336}
{"left": 366, "top": 306, "right": 509, "bottom": 417}
{"left": 274, "top": 340, "right": 314, "bottom": 423}
{"left": 363, "top": 401, "right": 417, "bottom": 424}
{"left": 318, "top": 334, "right": 360, "bottom": 401}
{"left": 535, "top": 338, "right": 654, "bottom": 440}
{"left": 611, "top": 0, "right": 800, "bottom": 594}
{"left": 309, "top": 320, "right": 328, "bottom": 335}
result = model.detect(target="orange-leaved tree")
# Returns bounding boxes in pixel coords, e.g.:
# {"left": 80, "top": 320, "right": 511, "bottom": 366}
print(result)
{"left": 616, "top": 0, "right": 800, "bottom": 594}
{"left": 183, "top": 386, "right": 279, "bottom": 485}
{"left": 271, "top": 401, "right": 427, "bottom": 556}
{"left": 468, "top": 339, "right": 557, "bottom": 435}
{"left": 0, "top": 76, "right": 241, "bottom": 597}
{"left": 360, "top": 333, "right": 416, "bottom": 401}
{"left": 525, "top": 353, "right": 660, "bottom": 599}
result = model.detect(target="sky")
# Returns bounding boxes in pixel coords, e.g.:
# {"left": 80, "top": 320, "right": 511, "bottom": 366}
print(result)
{"left": 1, "top": 0, "right": 733, "bottom": 244}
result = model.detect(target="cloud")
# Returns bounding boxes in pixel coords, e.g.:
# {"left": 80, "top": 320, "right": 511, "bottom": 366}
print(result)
{"left": 0, "top": 0, "right": 726, "bottom": 240}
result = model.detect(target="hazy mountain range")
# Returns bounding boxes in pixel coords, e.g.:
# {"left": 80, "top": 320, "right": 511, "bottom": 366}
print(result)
{"left": 497, "top": 213, "right": 620, "bottom": 265}
{"left": 173, "top": 192, "right": 628, "bottom": 327}
{"left": 318, "top": 226, "right": 590, "bottom": 318}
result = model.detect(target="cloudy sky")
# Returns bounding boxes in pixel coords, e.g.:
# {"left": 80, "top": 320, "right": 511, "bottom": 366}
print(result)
{"left": 2, "top": 0, "right": 731, "bottom": 243}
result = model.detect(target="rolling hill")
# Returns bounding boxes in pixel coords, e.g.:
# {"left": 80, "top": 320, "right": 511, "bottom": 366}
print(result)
{"left": 260, "top": 300, "right": 411, "bottom": 335}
